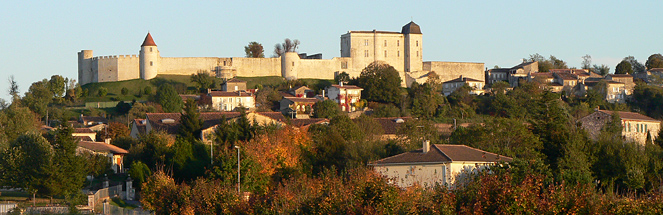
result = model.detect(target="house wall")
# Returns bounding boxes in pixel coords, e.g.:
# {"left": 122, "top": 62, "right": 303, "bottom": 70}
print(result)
{"left": 72, "top": 133, "right": 97, "bottom": 141}
{"left": 373, "top": 161, "right": 495, "bottom": 188}
{"left": 623, "top": 119, "right": 661, "bottom": 145}
{"left": 211, "top": 96, "right": 255, "bottom": 111}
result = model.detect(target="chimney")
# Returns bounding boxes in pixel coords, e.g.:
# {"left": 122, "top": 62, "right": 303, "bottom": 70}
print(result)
{"left": 207, "top": 88, "right": 211, "bottom": 94}
{"left": 423, "top": 140, "right": 430, "bottom": 153}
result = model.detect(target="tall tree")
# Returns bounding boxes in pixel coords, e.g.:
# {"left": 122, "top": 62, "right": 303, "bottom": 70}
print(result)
{"left": 528, "top": 54, "right": 568, "bottom": 73}
{"left": 615, "top": 60, "right": 633, "bottom": 74}
{"left": 8, "top": 75, "right": 19, "bottom": 100}
{"left": 623, "top": 56, "right": 645, "bottom": 73}
{"left": 179, "top": 99, "right": 203, "bottom": 141}
{"left": 47, "top": 75, "right": 66, "bottom": 98}
{"left": 190, "top": 70, "right": 216, "bottom": 91}
{"left": 646, "top": 53, "right": 663, "bottom": 70}
{"left": 0, "top": 132, "right": 54, "bottom": 197}
{"left": 592, "top": 64, "right": 610, "bottom": 76}
{"left": 156, "top": 84, "right": 183, "bottom": 113}
{"left": 43, "top": 125, "right": 86, "bottom": 199}
{"left": 0, "top": 103, "right": 40, "bottom": 147}
{"left": 312, "top": 99, "right": 342, "bottom": 119}
{"left": 244, "top": 41, "right": 265, "bottom": 58}
{"left": 357, "top": 62, "right": 402, "bottom": 104}
{"left": 273, "top": 38, "right": 300, "bottom": 57}
{"left": 581, "top": 54, "right": 592, "bottom": 70}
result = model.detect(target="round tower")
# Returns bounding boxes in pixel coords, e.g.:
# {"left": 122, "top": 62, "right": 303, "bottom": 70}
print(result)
{"left": 281, "top": 52, "right": 299, "bottom": 80}
{"left": 140, "top": 33, "right": 159, "bottom": 80}
{"left": 78, "top": 50, "right": 94, "bottom": 85}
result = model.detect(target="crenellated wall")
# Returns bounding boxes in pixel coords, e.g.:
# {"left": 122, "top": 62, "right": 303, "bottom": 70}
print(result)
{"left": 159, "top": 57, "right": 225, "bottom": 76}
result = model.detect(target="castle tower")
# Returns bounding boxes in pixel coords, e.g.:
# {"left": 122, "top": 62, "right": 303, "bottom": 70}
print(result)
{"left": 78, "top": 50, "right": 94, "bottom": 85}
{"left": 140, "top": 33, "right": 159, "bottom": 80}
{"left": 402, "top": 21, "right": 422, "bottom": 72}
{"left": 281, "top": 52, "right": 300, "bottom": 80}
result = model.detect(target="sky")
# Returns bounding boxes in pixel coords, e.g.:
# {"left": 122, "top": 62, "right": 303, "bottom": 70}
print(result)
{"left": 1, "top": 1, "right": 662, "bottom": 102}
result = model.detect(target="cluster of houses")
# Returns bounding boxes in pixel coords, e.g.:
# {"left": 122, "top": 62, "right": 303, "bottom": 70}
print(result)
{"left": 60, "top": 68, "right": 663, "bottom": 190}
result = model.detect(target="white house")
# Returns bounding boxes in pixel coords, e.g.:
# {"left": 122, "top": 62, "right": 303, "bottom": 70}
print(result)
{"left": 327, "top": 83, "right": 363, "bottom": 112}
{"left": 77, "top": 141, "right": 129, "bottom": 173}
{"left": 208, "top": 90, "right": 256, "bottom": 111}
{"left": 442, "top": 75, "right": 484, "bottom": 96}
{"left": 370, "top": 142, "right": 512, "bottom": 188}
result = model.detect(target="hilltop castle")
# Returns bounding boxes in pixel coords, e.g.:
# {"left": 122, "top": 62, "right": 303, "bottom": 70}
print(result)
{"left": 78, "top": 22, "right": 484, "bottom": 87}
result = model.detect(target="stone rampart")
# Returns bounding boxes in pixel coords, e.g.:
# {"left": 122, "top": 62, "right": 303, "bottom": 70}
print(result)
{"left": 424, "top": 61, "right": 485, "bottom": 83}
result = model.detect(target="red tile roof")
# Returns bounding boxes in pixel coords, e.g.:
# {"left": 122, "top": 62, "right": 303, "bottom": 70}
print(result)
{"left": 141, "top": 32, "right": 157, "bottom": 47}
{"left": 78, "top": 141, "right": 128, "bottom": 154}
{"left": 371, "top": 144, "right": 512, "bottom": 165}
{"left": 208, "top": 91, "right": 253, "bottom": 97}
{"left": 373, "top": 117, "right": 413, "bottom": 135}
{"left": 291, "top": 118, "right": 329, "bottom": 127}
{"left": 74, "top": 128, "right": 96, "bottom": 134}
{"left": 330, "top": 84, "right": 363, "bottom": 90}
{"left": 443, "top": 76, "right": 483, "bottom": 84}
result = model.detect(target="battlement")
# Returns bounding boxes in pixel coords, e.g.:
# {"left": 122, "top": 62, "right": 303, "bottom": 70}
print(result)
{"left": 92, "top": 54, "right": 139, "bottom": 60}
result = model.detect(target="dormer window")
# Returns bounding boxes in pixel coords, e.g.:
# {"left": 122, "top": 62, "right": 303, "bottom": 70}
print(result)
{"left": 161, "top": 118, "right": 175, "bottom": 124}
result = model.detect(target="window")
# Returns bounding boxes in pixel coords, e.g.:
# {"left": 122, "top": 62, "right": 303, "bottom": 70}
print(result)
{"left": 150, "top": 47, "right": 152, "bottom": 52}
{"left": 384, "top": 50, "right": 387, "bottom": 57}
{"left": 397, "top": 40, "right": 400, "bottom": 46}
{"left": 416, "top": 51, "right": 419, "bottom": 57}
{"left": 384, "top": 40, "right": 387, "bottom": 47}
{"left": 364, "top": 39, "right": 369, "bottom": 46}
{"left": 364, "top": 50, "right": 369, "bottom": 57}
{"left": 150, "top": 61, "right": 153, "bottom": 66}
{"left": 292, "top": 62, "right": 294, "bottom": 66}
{"left": 341, "top": 62, "right": 348, "bottom": 69}
{"left": 416, "top": 40, "right": 419, "bottom": 47}
{"left": 397, "top": 51, "right": 400, "bottom": 57}
{"left": 234, "top": 86, "right": 238, "bottom": 91}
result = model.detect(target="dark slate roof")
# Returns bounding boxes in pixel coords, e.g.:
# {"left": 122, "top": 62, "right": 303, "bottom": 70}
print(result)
{"left": 133, "top": 119, "right": 147, "bottom": 134}
{"left": 374, "top": 117, "right": 413, "bottom": 135}
{"left": 330, "top": 84, "right": 363, "bottom": 90}
{"left": 649, "top": 68, "right": 663, "bottom": 73}
{"left": 78, "top": 141, "right": 129, "bottom": 154}
{"left": 443, "top": 76, "right": 483, "bottom": 84}
{"left": 141, "top": 32, "right": 157, "bottom": 47}
{"left": 290, "top": 118, "right": 329, "bottom": 127}
{"left": 598, "top": 110, "right": 659, "bottom": 122}
{"left": 488, "top": 68, "right": 510, "bottom": 73}
{"left": 372, "top": 144, "right": 512, "bottom": 165}
{"left": 401, "top": 21, "right": 422, "bottom": 34}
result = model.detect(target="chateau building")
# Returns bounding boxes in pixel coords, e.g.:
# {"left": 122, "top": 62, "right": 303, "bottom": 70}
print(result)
{"left": 79, "top": 22, "right": 484, "bottom": 88}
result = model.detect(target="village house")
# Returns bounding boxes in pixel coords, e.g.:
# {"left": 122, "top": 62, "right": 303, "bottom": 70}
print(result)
{"left": 486, "top": 61, "right": 538, "bottom": 87}
{"left": 78, "top": 114, "right": 108, "bottom": 131}
{"left": 72, "top": 128, "right": 97, "bottom": 142}
{"left": 131, "top": 112, "right": 286, "bottom": 144}
{"left": 583, "top": 80, "right": 628, "bottom": 103}
{"left": 578, "top": 109, "right": 660, "bottom": 145}
{"left": 77, "top": 141, "right": 129, "bottom": 173}
{"left": 221, "top": 78, "right": 247, "bottom": 92}
{"left": 373, "top": 117, "right": 413, "bottom": 140}
{"left": 552, "top": 71, "right": 579, "bottom": 94}
{"left": 287, "top": 86, "right": 315, "bottom": 98}
{"left": 442, "top": 75, "right": 484, "bottom": 96}
{"left": 370, "top": 142, "right": 512, "bottom": 188}
{"left": 207, "top": 90, "right": 255, "bottom": 111}
{"left": 327, "top": 83, "right": 363, "bottom": 112}
{"left": 279, "top": 97, "right": 320, "bottom": 118}
{"left": 605, "top": 74, "right": 635, "bottom": 94}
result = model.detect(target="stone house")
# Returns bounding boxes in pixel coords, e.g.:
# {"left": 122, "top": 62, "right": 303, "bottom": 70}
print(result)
{"left": 605, "top": 74, "right": 634, "bottom": 94}
{"left": 442, "top": 75, "right": 484, "bottom": 96}
{"left": 207, "top": 90, "right": 255, "bottom": 111}
{"left": 370, "top": 142, "right": 512, "bottom": 188}
{"left": 221, "top": 78, "right": 247, "bottom": 92}
{"left": 72, "top": 128, "right": 97, "bottom": 142}
{"left": 77, "top": 141, "right": 128, "bottom": 173}
{"left": 287, "top": 86, "right": 315, "bottom": 98}
{"left": 578, "top": 110, "right": 660, "bottom": 145}
{"left": 486, "top": 61, "right": 538, "bottom": 87}
{"left": 279, "top": 97, "right": 321, "bottom": 118}
{"left": 327, "top": 84, "right": 363, "bottom": 112}
{"left": 583, "top": 81, "right": 628, "bottom": 103}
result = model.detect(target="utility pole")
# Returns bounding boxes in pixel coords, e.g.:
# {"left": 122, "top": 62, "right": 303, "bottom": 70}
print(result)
{"left": 235, "top": 145, "right": 241, "bottom": 194}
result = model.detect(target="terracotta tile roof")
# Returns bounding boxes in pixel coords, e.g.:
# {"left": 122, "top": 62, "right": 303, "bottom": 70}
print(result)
{"left": 598, "top": 110, "right": 659, "bottom": 122}
{"left": 330, "top": 84, "right": 363, "bottom": 90}
{"left": 291, "top": 118, "right": 329, "bottom": 127}
{"left": 141, "top": 32, "right": 157, "bottom": 47}
{"left": 511, "top": 61, "right": 537, "bottom": 70}
{"left": 74, "top": 128, "right": 96, "bottom": 134}
{"left": 443, "top": 76, "right": 483, "bottom": 84}
{"left": 608, "top": 74, "right": 633, "bottom": 78}
{"left": 78, "top": 141, "right": 129, "bottom": 154}
{"left": 226, "top": 78, "right": 246, "bottom": 83}
{"left": 254, "top": 112, "right": 287, "bottom": 123}
{"left": 554, "top": 72, "right": 578, "bottom": 80}
{"left": 530, "top": 72, "right": 553, "bottom": 78}
{"left": 280, "top": 91, "right": 296, "bottom": 98}
{"left": 374, "top": 117, "right": 413, "bottom": 135}
{"left": 371, "top": 144, "right": 512, "bottom": 165}
{"left": 208, "top": 91, "right": 253, "bottom": 97}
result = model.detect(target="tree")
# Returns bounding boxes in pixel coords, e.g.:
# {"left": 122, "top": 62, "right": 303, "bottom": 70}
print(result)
{"left": 615, "top": 60, "right": 633, "bottom": 74}
{"left": 121, "top": 87, "right": 129, "bottom": 96}
{"left": 156, "top": 84, "right": 183, "bottom": 113}
{"left": 0, "top": 103, "right": 40, "bottom": 147}
{"left": 528, "top": 54, "right": 568, "bottom": 73}
{"left": 128, "top": 102, "right": 159, "bottom": 119}
{"left": 97, "top": 122, "right": 130, "bottom": 141}
{"left": 581, "top": 54, "right": 592, "bottom": 70}
{"left": 0, "top": 132, "right": 54, "bottom": 197}
{"left": 97, "top": 87, "right": 108, "bottom": 97}
{"left": 143, "top": 86, "right": 153, "bottom": 96}
{"left": 357, "top": 62, "right": 402, "bottom": 104}
{"left": 335, "top": 72, "right": 350, "bottom": 84}
{"left": 646, "top": 53, "right": 663, "bottom": 70}
{"left": 312, "top": 99, "right": 342, "bottom": 119}
{"left": 179, "top": 99, "right": 203, "bottom": 141}
{"left": 8, "top": 75, "right": 19, "bottom": 100}
{"left": 273, "top": 38, "right": 300, "bottom": 57}
{"left": 43, "top": 126, "right": 87, "bottom": 199}
{"left": 254, "top": 86, "right": 281, "bottom": 112}
{"left": 408, "top": 82, "right": 445, "bottom": 118}
{"left": 48, "top": 75, "right": 66, "bottom": 98}
{"left": 592, "top": 64, "right": 610, "bottom": 76}
{"left": 244, "top": 41, "right": 265, "bottom": 58}
{"left": 623, "top": 56, "right": 645, "bottom": 74}
{"left": 190, "top": 70, "right": 216, "bottom": 91}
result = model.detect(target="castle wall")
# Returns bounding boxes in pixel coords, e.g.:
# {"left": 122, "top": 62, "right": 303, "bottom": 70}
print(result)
{"left": 117, "top": 55, "right": 140, "bottom": 81}
{"left": 231, "top": 57, "right": 281, "bottom": 77}
{"left": 296, "top": 57, "right": 348, "bottom": 80}
{"left": 424, "top": 61, "right": 485, "bottom": 83}
{"left": 96, "top": 56, "right": 119, "bottom": 82}
{"left": 159, "top": 57, "right": 225, "bottom": 75}
{"left": 341, "top": 32, "right": 406, "bottom": 74}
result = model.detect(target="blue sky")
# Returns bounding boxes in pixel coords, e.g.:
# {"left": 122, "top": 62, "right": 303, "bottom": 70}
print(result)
{"left": 1, "top": 1, "right": 662, "bottom": 102}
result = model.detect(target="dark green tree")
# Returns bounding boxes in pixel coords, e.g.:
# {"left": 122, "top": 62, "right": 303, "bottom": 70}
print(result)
{"left": 623, "top": 56, "right": 645, "bottom": 73}
{"left": 312, "top": 99, "right": 342, "bottom": 119}
{"left": 179, "top": 99, "right": 203, "bottom": 141}
{"left": 121, "top": 87, "right": 129, "bottom": 96}
{"left": 156, "top": 84, "right": 183, "bottom": 113}
{"left": 372, "top": 103, "right": 400, "bottom": 117}
{"left": 592, "top": 64, "right": 610, "bottom": 76}
{"left": 244, "top": 41, "right": 265, "bottom": 58}
{"left": 190, "top": 70, "right": 216, "bottom": 91}
{"left": 615, "top": 60, "right": 633, "bottom": 74}
{"left": 0, "top": 103, "right": 40, "bottom": 147}
{"left": 128, "top": 161, "right": 151, "bottom": 190}
{"left": 0, "top": 132, "right": 54, "bottom": 197}
{"left": 43, "top": 125, "right": 87, "bottom": 199}
{"left": 335, "top": 72, "right": 351, "bottom": 84}
{"left": 655, "top": 123, "right": 663, "bottom": 148}
{"left": 408, "top": 82, "right": 445, "bottom": 118}
{"left": 48, "top": 75, "right": 66, "bottom": 98}
{"left": 357, "top": 62, "right": 402, "bottom": 104}
{"left": 528, "top": 54, "right": 568, "bottom": 73}
{"left": 97, "top": 87, "right": 108, "bottom": 97}
{"left": 143, "top": 86, "right": 152, "bottom": 96}
{"left": 646, "top": 53, "right": 663, "bottom": 70}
